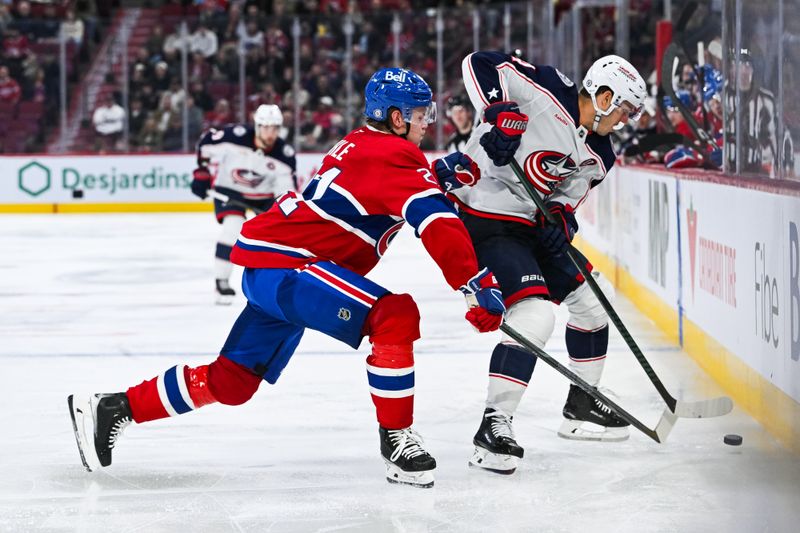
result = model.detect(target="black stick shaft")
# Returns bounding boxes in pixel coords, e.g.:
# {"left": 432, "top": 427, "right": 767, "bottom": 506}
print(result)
{"left": 508, "top": 158, "right": 678, "bottom": 412}
{"left": 500, "top": 323, "right": 661, "bottom": 442}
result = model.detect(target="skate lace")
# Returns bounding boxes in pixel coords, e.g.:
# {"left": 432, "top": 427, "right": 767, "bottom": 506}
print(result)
{"left": 108, "top": 416, "right": 132, "bottom": 448}
{"left": 592, "top": 387, "right": 618, "bottom": 415}
{"left": 388, "top": 428, "right": 428, "bottom": 462}
{"left": 486, "top": 409, "right": 515, "bottom": 439}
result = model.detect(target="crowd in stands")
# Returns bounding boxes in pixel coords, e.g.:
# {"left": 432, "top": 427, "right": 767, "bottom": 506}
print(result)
{"left": 111, "top": 0, "right": 489, "bottom": 153}
{"left": 95, "top": 0, "right": 667, "bottom": 155}
{"left": 0, "top": 0, "right": 110, "bottom": 152}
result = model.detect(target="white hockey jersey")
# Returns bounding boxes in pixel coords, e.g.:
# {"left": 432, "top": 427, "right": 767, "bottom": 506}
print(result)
{"left": 196, "top": 124, "right": 297, "bottom": 200}
{"left": 454, "top": 51, "right": 616, "bottom": 225}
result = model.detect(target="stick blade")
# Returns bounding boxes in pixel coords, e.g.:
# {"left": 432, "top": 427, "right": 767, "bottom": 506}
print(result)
{"left": 673, "top": 396, "right": 733, "bottom": 418}
{"left": 654, "top": 407, "right": 679, "bottom": 443}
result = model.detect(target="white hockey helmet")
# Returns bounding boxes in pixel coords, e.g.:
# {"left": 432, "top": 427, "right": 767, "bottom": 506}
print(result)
{"left": 582, "top": 55, "right": 646, "bottom": 130}
{"left": 254, "top": 104, "right": 283, "bottom": 127}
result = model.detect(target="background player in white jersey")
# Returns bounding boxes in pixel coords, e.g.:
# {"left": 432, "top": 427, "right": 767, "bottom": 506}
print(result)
{"left": 445, "top": 94, "right": 474, "bottom": 154}
{"left": 190, "top": 104, "right": 297, "bottom": 303}
{"left": 443, "top": 51, "right": 646, "bottom": 474}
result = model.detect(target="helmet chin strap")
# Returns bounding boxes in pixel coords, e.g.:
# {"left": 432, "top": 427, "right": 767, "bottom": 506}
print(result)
{"left": 589, "top": 92, "right": 616, "bottom": 133}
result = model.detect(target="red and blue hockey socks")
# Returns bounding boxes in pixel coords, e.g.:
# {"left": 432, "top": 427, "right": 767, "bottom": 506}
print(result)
{"left": 364, "top": 294, "right": 421, "bottom": 430}
{"left": 125, "top": 355, "right": 261, "bottom": 423}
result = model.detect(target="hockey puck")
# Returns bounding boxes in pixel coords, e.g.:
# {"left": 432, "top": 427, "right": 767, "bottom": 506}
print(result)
{"left": 72, "top": 189, "right": 84, "bottom": 199}
{"left": 723, "top": 434, "right": 743, "bottom": 446}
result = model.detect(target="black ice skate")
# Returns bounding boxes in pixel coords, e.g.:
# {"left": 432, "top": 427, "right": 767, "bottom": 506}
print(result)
{"left": 379, "top": 427, "right": 436, "bottom": 488}
{"left": 558, "top": 385, "right": 630, "bottom": 442}
{"left": 68, "top": 393, "right": 133, "bottom": 472}
{"left": 469, "top": 408, "right": 524, "bottom": 474}
{"left": 215, "top": 279, "right": 236, "bottom": 305}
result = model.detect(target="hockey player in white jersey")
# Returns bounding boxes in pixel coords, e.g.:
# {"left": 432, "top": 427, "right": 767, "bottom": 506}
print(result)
{"left": 191, "top": 104, "right": 297, "bottom": 303}
{"left": 445, "top": 51, "right": 646, "bottom": 474}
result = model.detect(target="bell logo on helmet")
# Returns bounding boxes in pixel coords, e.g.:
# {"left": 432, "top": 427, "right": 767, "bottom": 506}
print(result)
{"left": 384, "top": 70, "right": 407, "bottom": 83}
{"left": 373, "top": 109, "right": 382, "bottom": 119}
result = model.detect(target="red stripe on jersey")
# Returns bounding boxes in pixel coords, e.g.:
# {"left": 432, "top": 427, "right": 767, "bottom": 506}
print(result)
{"left": 305, "top": 264, "right": 378, "bottom": 305}
{"left": 505, "top": 286, "right": 550, "bottom": 308}
{"left": 448, "top": 194, "right": 534, "bottom": 226}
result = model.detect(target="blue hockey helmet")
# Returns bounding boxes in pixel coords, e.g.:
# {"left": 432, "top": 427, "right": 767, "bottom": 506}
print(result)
{"left": 364, "top": 67, "right": 436, "bottom": 124}
{"left": 663, "top": 89, "right": 692, "bottom": 110}
{"left": 701, "top": 66, "right": 723, "bottom": 103}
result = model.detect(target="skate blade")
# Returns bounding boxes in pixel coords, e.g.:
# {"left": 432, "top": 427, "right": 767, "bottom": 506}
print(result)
{"left": 468, "top": 446, "right": 519, "bottom": 475}
{"left": 557, "top": 419, "right": 630, "bottom": 442}
{"left": 383, "top": 460, "right": 434, "bottom": 488}
{"left": 215, "top": 294, "right": 235, "bottom": 306}
{"left": 67, "top": 395, "right": 100, "bottom": 472}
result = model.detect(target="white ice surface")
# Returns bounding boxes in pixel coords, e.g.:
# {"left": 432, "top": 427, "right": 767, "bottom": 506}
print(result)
{"left": 0, "top": 213, "right": 798, "bottom": 533}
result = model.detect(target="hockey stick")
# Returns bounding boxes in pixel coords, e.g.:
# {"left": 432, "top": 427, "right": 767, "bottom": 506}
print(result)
{"left": 507, "top": 158, "right": 733, "bottom": 419}
{"left": 208, "top": 189, "right": 266, "bottom": 215}
{"left": 661, "top": 43, "right": 721, "bottom": 163}
{"left": 500, "top": 322, "right": 677, "bottom": 443}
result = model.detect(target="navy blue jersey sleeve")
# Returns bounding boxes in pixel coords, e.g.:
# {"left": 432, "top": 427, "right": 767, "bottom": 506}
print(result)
{"left": 586, "top": 134, "right": 617, "bottom": 184}
{"left": 462, "top": 51, "right": 579, "bottom": 121}
{"left": 196, "top": 124, "right": 255, "bottom": 167}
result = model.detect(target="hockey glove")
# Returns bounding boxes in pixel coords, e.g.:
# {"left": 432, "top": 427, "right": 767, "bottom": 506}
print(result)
{"left": 432, "top": 151, "right": 481, "bottom": 192}
{"left": 191, "top": 167, "right": 212, "bottom": 199}
{"left": 460, "top": 267, "right": 506, "bottom": 333}
{"left": 534, "top": 202, "right": 578, "bottom": 256}
{"left": 479, "top": 101, "right": 528, "bottom": 167}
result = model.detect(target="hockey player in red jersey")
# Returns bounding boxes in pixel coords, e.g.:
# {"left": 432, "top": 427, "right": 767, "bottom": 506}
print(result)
{"left": 442, "top": 51, "right": 646, "bottom": 474}
{"left": 68, "top": 67, "right": 504, "bottom": 489}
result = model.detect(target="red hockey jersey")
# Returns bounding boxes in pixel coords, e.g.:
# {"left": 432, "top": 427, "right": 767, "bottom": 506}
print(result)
{"left": 230, "top": 126, "right": 478, "bottom": 290}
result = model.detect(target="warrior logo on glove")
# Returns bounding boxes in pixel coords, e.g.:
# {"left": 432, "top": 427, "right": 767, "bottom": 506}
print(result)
{"left": 523, "top": 150, "right": 578, "bottom": 194}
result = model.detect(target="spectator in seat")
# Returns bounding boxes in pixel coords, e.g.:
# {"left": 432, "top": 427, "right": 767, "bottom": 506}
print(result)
{"left": 189, "top": 80, "right": 214, "bottom": 113}
{"left": 162, "top": 27, "right": 185, "bottom": 57}
{"left": 161, "top": 112, "right": 185, "bottom": 152}
{"left": 312, "top": 95, "right": 343, "bottom": 148}
{"left": 147, "top": 25, "right": 165, "bottom": 61}
{"left": 136, "top": 116, "right": 162, "bottom": 153}
{"left": 61, "top": 8, "right": 85, "bottom": 47}
{"left": 92, "top": 93, "right": 125, "bottom": 154}
{"left": 11, "top": 1, "right": 35, "bottom": 39}
{"left": 2, "top": 28, "right": 31, "bottom": 79}
{"left": 189, "top": 51, "right": 211, "bottom": 83}
{"left": 239, "top": 20, "right": 264, "bottom": 52}
{"left": 30, "top": 67, "right": 46, "bottom": 103}
{"left": 190, "top": 22, "right": 218, "bottom": 60}
{"left": 205, "top": 98, "right": 232, "bottom": 129}
{"left": 40, "top": 4, "right": 61, "bottom": 39}
{"left": 0, "top": 65, "right": 21, "bottom": 105}
{"left": 128, "top": 98, "right": 147, "bottom": 139}
{"left": 152, "top": 61, "right": 172, "bottom": 93}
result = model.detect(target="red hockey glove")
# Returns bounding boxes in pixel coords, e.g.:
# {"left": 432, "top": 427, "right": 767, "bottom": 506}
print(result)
{"left": 460, "top": 267, "right": 505, "bottom": 333}
{"left": 432, "top": 151, "right": 481, "bottom": 192}
{"left": 191, "top": 167, "right": 212, "bottom": 199}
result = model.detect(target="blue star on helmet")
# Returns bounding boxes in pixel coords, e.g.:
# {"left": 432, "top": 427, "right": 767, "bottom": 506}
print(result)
{"left": 542, "top": 153, "right": 578, "bottom": 178}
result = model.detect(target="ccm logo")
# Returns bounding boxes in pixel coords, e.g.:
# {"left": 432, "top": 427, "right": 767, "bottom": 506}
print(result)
{"left": 500, "top": 118, "right": 527, "bottom": 131}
